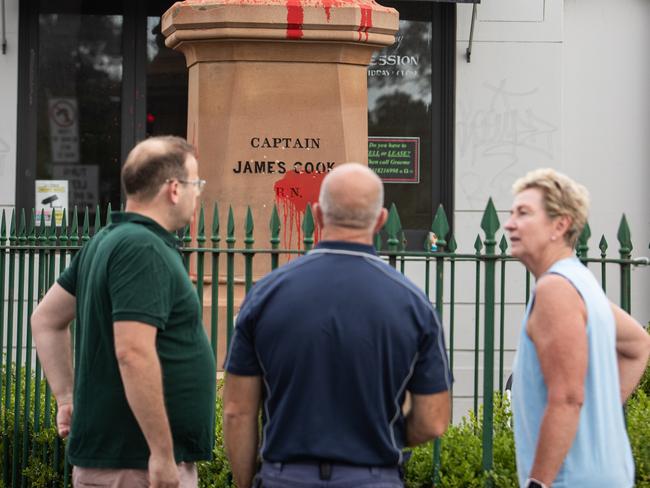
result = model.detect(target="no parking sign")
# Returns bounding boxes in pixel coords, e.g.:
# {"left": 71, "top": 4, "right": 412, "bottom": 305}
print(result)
{"left": 48, "top": 98, "right": 80, "bottom": 163}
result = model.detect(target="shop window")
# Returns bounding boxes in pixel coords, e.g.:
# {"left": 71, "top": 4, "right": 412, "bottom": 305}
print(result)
{"left": 36, "top": 8, "right": 123, "bottom": 220}
{"left": 18, "top": 0, "right": 453, "bottom": 237}
{"left": 369, "top": 1, "right": 455, "bottom": 249}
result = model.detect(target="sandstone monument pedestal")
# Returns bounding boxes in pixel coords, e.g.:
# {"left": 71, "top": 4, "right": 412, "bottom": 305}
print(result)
{"left": 163, "top": 0, "right": 397, "bottom": 250}
{"left": 162, "top": 0, "right": 398, "bottom": 365}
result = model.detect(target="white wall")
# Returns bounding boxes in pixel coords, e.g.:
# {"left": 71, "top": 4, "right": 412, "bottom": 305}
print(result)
{"left": 452, "top": 0, "right": 563, "bottom": 421}
{"left": 0, "top": 0, "right": 18, "bottom": 208}
{"left": 451, "top": 0, "right": 649, "bottom": 421}
{"left": 455, "top": 0, "right": 562, "bottom": 217}
{"left": 455, "top": 0, "right": 648, "bottom": 318}
{"left": 562, "top": 0, "right": 650, "bottom": 322}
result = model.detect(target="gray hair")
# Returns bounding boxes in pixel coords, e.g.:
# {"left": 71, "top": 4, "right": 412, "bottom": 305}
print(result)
{"left": 318, "top": 163, "right": 384, "bottom": 229}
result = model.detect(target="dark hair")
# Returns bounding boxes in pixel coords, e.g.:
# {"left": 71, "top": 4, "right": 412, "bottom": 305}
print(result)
{"left": 121, "top": 136, "right": 196, "bottom": 201}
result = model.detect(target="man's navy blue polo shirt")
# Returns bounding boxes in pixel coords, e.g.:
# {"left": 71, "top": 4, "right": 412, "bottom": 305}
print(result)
{"left": 225, "top": 241, "right": 451, "bottom": 467}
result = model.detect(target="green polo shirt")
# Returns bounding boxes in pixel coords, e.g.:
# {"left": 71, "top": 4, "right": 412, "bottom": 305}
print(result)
{"left": 58, "top": 212, "right": 216, "bottom": 469}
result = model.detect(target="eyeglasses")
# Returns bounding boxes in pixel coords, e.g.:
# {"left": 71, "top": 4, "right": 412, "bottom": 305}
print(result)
{"left": 167, "top": 178, "right": 207, "bottom": 194}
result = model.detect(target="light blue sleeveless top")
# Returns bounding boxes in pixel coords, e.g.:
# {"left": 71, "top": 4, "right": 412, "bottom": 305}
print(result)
{"left": 512, "top": 257, "right": 634, "bottom": 487}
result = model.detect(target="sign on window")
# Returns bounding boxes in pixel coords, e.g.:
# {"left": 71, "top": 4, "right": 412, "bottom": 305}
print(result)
{"left": 48, "top": 98, "right": 80, "bottom": 163}
{"left": 368, "top": 137, "right": 420, "bottom": 184}
{"left": 35, "top": 180, "right": 69, "bottom": 226}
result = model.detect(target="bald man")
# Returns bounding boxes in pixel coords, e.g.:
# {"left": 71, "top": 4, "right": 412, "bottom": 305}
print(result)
{"left": 223, "top": 163, "right": 452, "bottom": 488}
{"left": 32, "top": 136, "right": 216, "bottom": 488}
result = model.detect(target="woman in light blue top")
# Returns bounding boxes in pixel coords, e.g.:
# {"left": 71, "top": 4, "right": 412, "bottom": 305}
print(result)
{"left": 504, "top": 168, "right": 650, "bottom": 488}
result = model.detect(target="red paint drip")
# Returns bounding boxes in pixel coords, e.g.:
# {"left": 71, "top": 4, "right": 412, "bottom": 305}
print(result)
{"left": 286, "top": 0, "right": 304, "bottom": 39}
{"left": 274, "top": 171, "right": 325, "bottom": 249}
{"left": 358, "top": 5, "right": 372, "bottom": 41}
{"left": 320, "top": 0, "right": 346, "bottom": 22}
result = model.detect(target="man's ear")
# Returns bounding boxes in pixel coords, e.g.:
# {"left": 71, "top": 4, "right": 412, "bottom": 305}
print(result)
{"left": 373, "top": 208, "right": 388, "bottom": 235}
{"left": 313, "top": 203, "right": 325, "bottom": 228}
{"left": 166, "top": 179, "right": 181, "bottom": 205}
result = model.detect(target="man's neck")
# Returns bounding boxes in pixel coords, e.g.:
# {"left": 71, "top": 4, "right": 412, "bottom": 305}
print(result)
{"left": 124, "top": 200, "right": 174, "bottom": 232}
{"left": 319, "top": 227, "right": 374, "bottom": 246}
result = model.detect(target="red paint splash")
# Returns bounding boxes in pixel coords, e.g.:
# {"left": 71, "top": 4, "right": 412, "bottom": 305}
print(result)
{"left": 358, "top": 4, "right": 372, "bottom": 41}
{"left": 274, "top": 171, "right": 325, "bottom": 249}
{"left": 320, "top": 0, "right": 345, "bottom": 22}
{"left": 180, "top": 0, "right": 387, "bottom": 39}
{"left": 286, "top": 0, "right": 304, "bottom": 39}
{"left": 284, "top": 0, "right": 376, "bottom": 37}
{"left": 318, "top": 0, "right": 374, "bottom": 28}
{"left": 320, "top": 0, "right": 343, "bottom": 22}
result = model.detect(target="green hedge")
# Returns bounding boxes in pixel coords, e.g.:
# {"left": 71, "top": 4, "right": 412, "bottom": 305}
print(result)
{"left": 2, "top": 369, "right": 649, "bottom": 487}
{"left": 404, "top": 389, "right": 650, "bottom": 488}
{"left": 0, "top": 366, "right": 65, "bottom": 488}
{"left": 203, "top": 384, "right": 650, "bottom": 487}
{"left": 404, "top": 394, "right": 517, "bottom": 488}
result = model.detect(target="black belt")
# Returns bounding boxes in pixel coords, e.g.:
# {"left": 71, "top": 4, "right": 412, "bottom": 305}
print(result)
{"left": 263, "top": 460, "right": 400, "bottom": 481}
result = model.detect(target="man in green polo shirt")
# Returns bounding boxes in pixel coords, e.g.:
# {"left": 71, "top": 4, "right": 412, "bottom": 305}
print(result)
{"left": 32, "top": 136, "right": 216, "bottom": 488}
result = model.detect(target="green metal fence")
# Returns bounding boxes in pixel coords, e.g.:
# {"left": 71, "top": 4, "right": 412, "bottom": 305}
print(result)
{"left": 0, "top": 200, "right": 647, "bottom": 487}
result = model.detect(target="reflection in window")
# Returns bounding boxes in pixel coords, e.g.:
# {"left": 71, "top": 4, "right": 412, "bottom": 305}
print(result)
{"left": 368, "top": 20, "right": 432, "bottom": 112}
{"left": 146, "top": 17, "right": 188, "bottom": 138}
{"left": 37, "top": 14, "right": 123, "bottom": 219}
{"left": 368, "top": 19, "right": 434, "bottom": 246}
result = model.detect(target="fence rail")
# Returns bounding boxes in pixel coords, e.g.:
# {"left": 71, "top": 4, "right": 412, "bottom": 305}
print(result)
{"left": 0, "top": 200, "right": 648, "bottom": 487}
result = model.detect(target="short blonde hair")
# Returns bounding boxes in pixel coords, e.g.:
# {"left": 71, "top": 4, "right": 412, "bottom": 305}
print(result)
{"left": 512, "top": 168, "right": 590, "bottom": 247}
